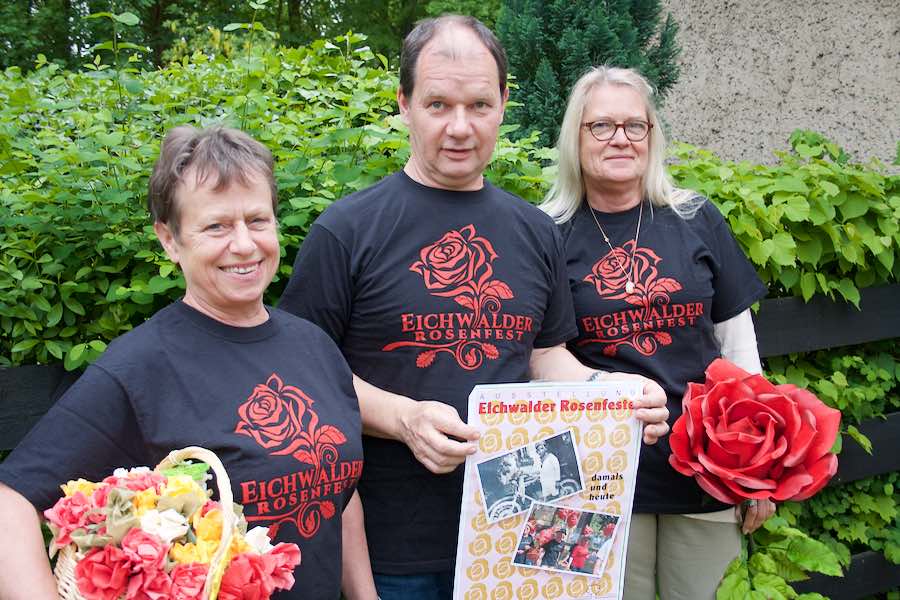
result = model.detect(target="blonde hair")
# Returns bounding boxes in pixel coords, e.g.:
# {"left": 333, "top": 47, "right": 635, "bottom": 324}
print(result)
{"left": 539, "top": 66, "right": 699, "bottom": 224}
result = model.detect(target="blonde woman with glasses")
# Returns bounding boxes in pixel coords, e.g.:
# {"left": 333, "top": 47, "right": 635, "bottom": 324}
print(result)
{"left": 540, "top": 66, "right": 775, "bottom": 599}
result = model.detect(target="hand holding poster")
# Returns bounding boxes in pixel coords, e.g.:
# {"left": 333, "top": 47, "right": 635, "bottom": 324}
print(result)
{"left": 453, "top": 381, "right": 643, "bottom": 600}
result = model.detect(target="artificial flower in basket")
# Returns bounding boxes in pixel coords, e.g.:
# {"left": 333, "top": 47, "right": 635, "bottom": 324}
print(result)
{"left": 46, "top": 447, "right": 301, "bottom": 600}
{"left": 669, "top": 358, "right": 842, "bottom": 506}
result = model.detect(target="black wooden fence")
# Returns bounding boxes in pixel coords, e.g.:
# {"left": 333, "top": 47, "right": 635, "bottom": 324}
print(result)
{"left": 2, "top": 283, "right": 899, "bottom": 598}
{"left": 753, "top": 283, "right": 900, "bottom": 599}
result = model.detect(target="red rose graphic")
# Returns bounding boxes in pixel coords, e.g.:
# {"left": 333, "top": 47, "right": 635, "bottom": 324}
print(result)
{"left": 410, "top": 224, "right": 498, "bottom": 297}
{"left": 584, "top": 240, "right": 661, "bottom": 301}
{"left": 669, "top": 359, "right": 841, "bottom": 504}
{"left": 235, "top": 373, "right": 311, "bottom": 456}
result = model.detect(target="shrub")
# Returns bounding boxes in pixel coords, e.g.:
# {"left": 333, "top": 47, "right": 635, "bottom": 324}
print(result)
{"left": 0, "top": 34, "right": 550, "bottom": 369}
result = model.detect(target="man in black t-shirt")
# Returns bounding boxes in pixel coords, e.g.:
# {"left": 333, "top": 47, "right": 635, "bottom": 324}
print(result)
{"left": 279, "top": 15, "right": 670, "bottom": 600}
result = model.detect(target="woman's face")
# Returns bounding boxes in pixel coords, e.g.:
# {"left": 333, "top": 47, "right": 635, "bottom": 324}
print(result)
{"left": 154, "top": 170, "right": 279, "bottom": 326}
{"left": 579, "top": 84, "right": 650, "bottom": 195}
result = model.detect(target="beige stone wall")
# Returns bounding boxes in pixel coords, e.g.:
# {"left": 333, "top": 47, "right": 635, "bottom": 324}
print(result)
{"left": 659, "top": 0, "right": 899, "bottom": 166}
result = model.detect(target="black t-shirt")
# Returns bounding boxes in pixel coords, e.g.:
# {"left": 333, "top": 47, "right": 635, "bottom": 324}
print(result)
{"left": 0, "top": 302, "right": 362, "bottom": 600}
{"left": 279, "top": 171, "right": 577, "bottom": 574}
{"left": 560, "top": 200, "right": 767, "bottom": 514}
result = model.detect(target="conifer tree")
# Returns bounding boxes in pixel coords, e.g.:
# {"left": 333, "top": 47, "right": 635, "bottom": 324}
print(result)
{"left": 496, "top": 0, "right": 681, "bottom": 146}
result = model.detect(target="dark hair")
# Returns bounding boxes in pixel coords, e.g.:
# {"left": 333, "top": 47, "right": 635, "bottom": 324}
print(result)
{"left": 147, "top": 125, "right": 277, "bottom": 236}
{"left": 399, "top": 14, "right": 508, "bottom": 98}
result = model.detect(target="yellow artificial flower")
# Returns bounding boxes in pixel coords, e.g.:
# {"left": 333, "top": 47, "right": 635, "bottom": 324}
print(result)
{"left": 193, "top": 508, "right": 223, "bottom": 545}
{"left": 162, "top": 475, "right": 205, "bottom": 499}
{"left": 229, "top": 532, "right": 252, "bottom": 557}
{"left": 132, "top": 488, "right": 160, "bottom": 517}
{"left": 170, "top": 540, "right": 219, "bottom": 564}
{"left": 61, "top": 479, "right": 99, "bottom": 498}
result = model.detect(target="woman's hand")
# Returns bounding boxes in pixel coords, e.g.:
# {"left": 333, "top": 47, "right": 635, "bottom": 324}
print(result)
{"left": 740, "top": 499, "right": 777, "bottom": 534}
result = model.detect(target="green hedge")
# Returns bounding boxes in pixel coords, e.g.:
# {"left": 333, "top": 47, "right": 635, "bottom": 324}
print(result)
{"left": 0, "top": 34, "right": 551, "bottom": 369}
{"left": 1, "top": 30, "right": 898, "bottom": 600}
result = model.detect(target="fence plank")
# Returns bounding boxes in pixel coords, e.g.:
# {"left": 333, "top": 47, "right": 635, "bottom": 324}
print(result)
{"left": 829, "top": 411, "right": 900, "bottom": 486}
{"left": 793, "top": 550, "right": 900, "bottom": 599}
{"left": 754, "top": 283, "right": 900, "bottom": 357}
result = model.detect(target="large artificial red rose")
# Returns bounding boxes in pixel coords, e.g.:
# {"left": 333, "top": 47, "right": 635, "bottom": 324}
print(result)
{"left": 584, "top": 240, "right": 661, "bottom": 300}
{"left": 410, "top": 224, "right": 498, "bottom": 297}
{"left": 669, "top": 359, "right": 841, "bottom": 504}
{"left": 235, "top": 373, "right": 312, "bottom": 456}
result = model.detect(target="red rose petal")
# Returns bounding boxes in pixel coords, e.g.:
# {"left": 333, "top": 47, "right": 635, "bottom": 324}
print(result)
{"left": 697, "top": 453, "right": 776, "bottom": 490}
{"left": 790, "top": 454, "right": 838, "bottom": 501}
{"left": 772, "top": 468, "right": 815, "bottom": 501}
{"left": 705, "top": 358, "right": 750, "bottom": 384}
{"left": 782, "top": 409, "right": 818, "bottom": 467}
{"left": 694, "top": 471, "right": 744, "bottom": 504}
{"left": 742, "top": 373, "right": 778, "bottom": 395}
{"left": 787, "top": 387, "right": 842, "bottom": 461}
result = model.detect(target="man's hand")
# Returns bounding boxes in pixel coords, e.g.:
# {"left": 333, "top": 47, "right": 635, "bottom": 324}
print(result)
{"left": 398, "top": 400, "right": 480, "bottom": 473}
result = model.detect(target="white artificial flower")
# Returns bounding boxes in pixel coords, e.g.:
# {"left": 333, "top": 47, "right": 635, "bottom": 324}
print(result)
{"left": 244, "top": 527, "right": 275, "bottom": 554}
{"left": 140, "top": 508, "right": 189, "bottom": 543}
{"left": 113, "top": 466, "right": 152, "bottom": 478}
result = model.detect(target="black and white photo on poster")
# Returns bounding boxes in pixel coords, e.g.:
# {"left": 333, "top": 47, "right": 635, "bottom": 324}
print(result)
{"left": 476, "top": 429, "right": 584, "bottom": 523}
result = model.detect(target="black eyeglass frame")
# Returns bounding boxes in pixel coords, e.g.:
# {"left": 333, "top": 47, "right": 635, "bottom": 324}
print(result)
{"left": 581, "top": 120, "right": 653, "bottom": 142}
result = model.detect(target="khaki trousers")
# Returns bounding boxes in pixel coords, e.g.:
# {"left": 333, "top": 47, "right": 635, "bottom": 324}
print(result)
{"left": 623, "top": 513, "right": 742, "bottom": 600}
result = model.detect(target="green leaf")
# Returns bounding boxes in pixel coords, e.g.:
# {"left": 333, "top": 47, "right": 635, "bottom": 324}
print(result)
{"left": 838, "top": 194, "right": 869, "bottom": 220}
{"left": 799, "top": 272, "right": 817, "bottom": 301}
{"left": 223, "top": 23, "right": 248, "bottom": 31}
{"left": 717, "top": 572, "right": 751, "bottom": 600}
{"left": 11, "top": 339, "right": 39, "bottom": 353}
{"left": 47, "top": 303, "right": 63, "bottom": 327}
{"left": 786, "top": 536, "right": 842, "bottom": 576}
{"left": 834, "top": 278, "right": 860, "bottom": 307}
{"left": 819, "top": 181, "right": 840, "bottom": 197}
{"left": 770, "top": 233, "right": 797, "bottom": 266}
{"left": 796, "top": 238, "right": 822, "bottom": 266}
{"left": 113, "top": 12, "right": 140, "bottom": 26}
{"left": 846, "top": 425, "right": 872, "bottom": 453}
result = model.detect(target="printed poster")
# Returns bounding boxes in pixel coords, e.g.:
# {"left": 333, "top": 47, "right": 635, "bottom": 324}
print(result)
{"left": 453, "top": 381, "right": 643, "bottom": 600}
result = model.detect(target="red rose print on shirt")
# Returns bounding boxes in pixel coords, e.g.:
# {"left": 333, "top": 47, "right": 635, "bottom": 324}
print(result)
{"left": 582, "top": 240, "right": 683, "bottom": 356}
{"left": 235, "top": 373, "right": 350, "bottom": 539}
{"left": 383, "top": 225, "right": 514, "bottom": 370}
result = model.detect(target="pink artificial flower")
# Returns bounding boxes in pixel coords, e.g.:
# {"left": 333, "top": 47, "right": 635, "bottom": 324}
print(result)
{"left": 266, "top": 543, "right": 302, "bottom": 590}
{"left": 200, "top": 499, "right": 220, "bottom": 517}
{"left": 44, "top": 492, "right": 95, "bottom": 548}
{"left": 121, "top": 529, "right": 169, "bottom": 572}
{"left": 170, "top": 563, "right": 208, "bottom": 600}
{"left": 74, "top": 545, "right": 132, "bottom": 600}
{"left": 125, "top": 568, "right": 172, "bottom": 600}
{"left": 92, "top": 484, "right": 113, "bottom": 508}
{"left": 122, "top": 472, "right": 166, "bottom": 493}
{"left": 218, "top": 553, "right": 274, "bottom": 600}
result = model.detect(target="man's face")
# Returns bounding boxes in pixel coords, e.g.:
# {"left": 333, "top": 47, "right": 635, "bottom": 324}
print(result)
{"left": 398, "top": 26, "right": 508, "bottom": 191}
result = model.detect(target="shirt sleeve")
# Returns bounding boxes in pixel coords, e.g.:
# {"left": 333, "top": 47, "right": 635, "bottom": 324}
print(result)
{"left": 533, "top": 226, "right": 579, "bottom": 348}
{"left": 701, "top": 202, "right": 768, "bottom": 323}
{"left": 0, "top": 365, "right": 147, "bottom": 510}
{"left": 278, "top": 223, "right": 354, "bottom": 346}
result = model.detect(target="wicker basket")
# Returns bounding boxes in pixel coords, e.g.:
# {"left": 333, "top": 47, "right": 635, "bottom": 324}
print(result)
{"left": 54, "top": 447, "right": 236, "bottom": 600}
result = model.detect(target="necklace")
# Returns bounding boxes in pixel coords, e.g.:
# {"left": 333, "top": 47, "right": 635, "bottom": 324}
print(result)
{"left": 589, "top": 200, "right": 644, "bottom": 294}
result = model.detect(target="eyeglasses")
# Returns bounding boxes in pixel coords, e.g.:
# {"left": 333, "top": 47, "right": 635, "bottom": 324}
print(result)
{"left": 582, "top": 120, "right": 652, "bottom": 142}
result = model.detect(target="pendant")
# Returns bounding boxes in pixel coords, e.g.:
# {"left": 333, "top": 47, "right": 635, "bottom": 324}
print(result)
{"left": 626, "top": 281, "right": 635, "bottom": 294}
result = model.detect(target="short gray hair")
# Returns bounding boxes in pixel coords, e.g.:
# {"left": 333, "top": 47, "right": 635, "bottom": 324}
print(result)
{"left": 540, "top": 66, "right": 698, "bottom": 224}
{"left": 147, "top": 125, "right": 277, "bottom": 236}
